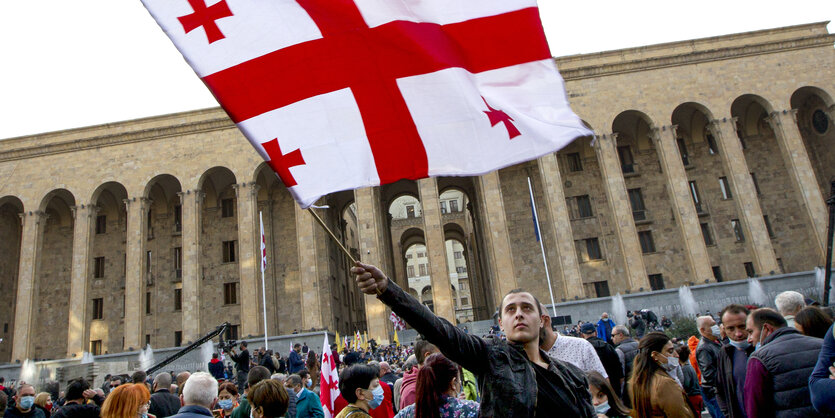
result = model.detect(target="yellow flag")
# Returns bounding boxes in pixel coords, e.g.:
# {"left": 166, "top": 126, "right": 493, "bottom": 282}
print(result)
{"left": 335, "top": 331, "right": 341, "bottom": 351}
{"left": 363, "top": 331, "right": 369, "bottom": 350}
{"left": 393, "top": 329, "right": 400, "bottom": 347}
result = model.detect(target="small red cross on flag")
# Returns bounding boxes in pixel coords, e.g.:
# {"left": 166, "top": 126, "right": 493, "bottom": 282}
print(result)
{"left": 141, "top": 0, "right": 591, "bottom": 208}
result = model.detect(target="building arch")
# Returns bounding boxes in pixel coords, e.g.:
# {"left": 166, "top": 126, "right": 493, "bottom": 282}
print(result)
{"left": 791, "top": 86, "right": 835, "bottom": 194}
{"left": 0, "top": 196, "right": 24, "bottom": 362}
{"left": 731, "top": 95, "right": 774, "bottom": 137}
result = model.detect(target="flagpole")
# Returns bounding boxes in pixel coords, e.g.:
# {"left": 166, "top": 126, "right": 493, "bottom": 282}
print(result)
{"left": 260, "top": 211, "right": 269, "bottom": 349}
{"left": 528, "top": 177, "right": 557, "bottom": 315}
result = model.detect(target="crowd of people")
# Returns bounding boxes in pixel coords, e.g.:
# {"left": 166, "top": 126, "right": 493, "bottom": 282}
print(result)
{"left": 6, "top": 264, "right": 835, "bottom": 417}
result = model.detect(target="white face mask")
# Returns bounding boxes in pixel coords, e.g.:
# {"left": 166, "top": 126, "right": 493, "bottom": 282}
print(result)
{"left": 710, "top": 324, "right": 721, "bottom": 337}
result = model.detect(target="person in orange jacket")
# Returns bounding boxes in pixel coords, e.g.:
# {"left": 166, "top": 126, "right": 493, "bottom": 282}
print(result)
{"left": 687, "top": 335, "right": 702, "bottom": 381}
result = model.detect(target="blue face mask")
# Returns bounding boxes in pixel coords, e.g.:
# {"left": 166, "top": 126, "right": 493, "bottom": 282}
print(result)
{"left": 218, "top": 399, "right": 235, "bottom": 410}
{"left": 306, "top": 379, "right": 312, "bottom": 388}
{"left": 19, "top": 396, "right": 35, "bottom": 410}
{"left": 368, "top": 385, "right": 384, "bottom": 409}
{"left": 729, "top": 339, "right": 751, "bottom": 350}
{"left": 594, "top": 400, "right": 610, "bottom": 415}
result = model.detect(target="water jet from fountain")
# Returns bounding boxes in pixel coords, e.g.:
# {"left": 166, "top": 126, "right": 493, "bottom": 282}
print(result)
{"left": 611, "top": 294, "right": 627, "bottom": 325}
{"left": 748, "top": 278, "right": 769, "bottom": 307}
{"left": 678, "top": 286, "right": 698, "bottom": 317}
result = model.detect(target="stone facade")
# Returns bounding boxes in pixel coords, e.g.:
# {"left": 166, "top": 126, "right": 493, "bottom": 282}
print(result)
{"left": 0, "top": 22, "right": 833, "bottom": 362}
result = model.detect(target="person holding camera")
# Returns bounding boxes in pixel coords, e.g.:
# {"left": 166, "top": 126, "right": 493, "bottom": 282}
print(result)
{"left": 229, "top": 342, "right": 251, "bottom": 392}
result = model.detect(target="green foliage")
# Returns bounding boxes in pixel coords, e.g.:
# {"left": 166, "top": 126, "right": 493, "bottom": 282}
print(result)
{"left": 664, "top": 315, "right": 699, "bottom": 340}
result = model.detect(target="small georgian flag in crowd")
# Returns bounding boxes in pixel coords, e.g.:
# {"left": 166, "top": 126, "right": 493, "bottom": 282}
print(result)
{"left": 140, "top": 0, "right": 591, "bottom": 208}
{"left": 259, "top": 211, "right": 267, "bottom": 272}
{"left": 320, "top": 333, "right": 339, "bottom": 418}
{"left": 389, "top": 312, "right": 406, "bottom": 331}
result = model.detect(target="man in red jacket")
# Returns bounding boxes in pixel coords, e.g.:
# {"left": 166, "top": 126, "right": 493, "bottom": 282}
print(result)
{"left": 398, "top": 340, "right": 439, "bottom": 410}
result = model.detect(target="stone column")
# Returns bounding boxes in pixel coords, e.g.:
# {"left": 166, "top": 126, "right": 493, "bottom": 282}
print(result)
{"left": 709, "top": 119, "right": 780, "bottom": 274}
{"left": 476, "top": 171, "right": 517, "bottom": 302}
{"left": 766, "top": 110, "right": 828, "bottom": 259}
{"left": 595, "top": 134, "right": 649, "bottom": 291}
{"left": 354, "top": 187, "right": 390, "bottom": 344}
{"left": 179, "top": 190, "right": 203, "bottom": 343}
{"left": 418, "top": 178, "right": 455, "bottom": 321}
{"left": 235, "top": 183, "right": 261, "bottom": 337}
{"left": 536, "top": 154, "right": 584, "bottom": 300}
{"left": 651, "top": 126, "right": 714, "bottom": 283}
{"left": 123, "top": 197, "right": 150, "bottom": 351}
{"left": 295, "top": 203, "right": 324, "bottom": 331}
{"left": 67, "top": 204, "right": 97, "bottom": 357}
{"left": 11, "top": 211, "right": 46, "bottom": 361}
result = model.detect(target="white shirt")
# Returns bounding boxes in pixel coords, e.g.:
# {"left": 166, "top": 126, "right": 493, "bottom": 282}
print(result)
{"left": 545, "top": 334, "right": 608, "bottom": 378}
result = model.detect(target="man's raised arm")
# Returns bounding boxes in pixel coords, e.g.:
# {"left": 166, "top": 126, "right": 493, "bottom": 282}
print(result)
{"left": 352, "top": 262, "right": 489, "bottom": 372}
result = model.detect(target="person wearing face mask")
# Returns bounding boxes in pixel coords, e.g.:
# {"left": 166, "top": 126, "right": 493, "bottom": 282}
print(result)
{"left": 212, "top": 383, "right": 239, "bottom": 418}
{"left": 33, "top": 393, "right": 51, "bottom": 418}
{"left": 335, "top": 365, "right": 384, "bottom": 418}
{"left": 596, "top": 313, "right": 616, "bottom": 344}
{"left": 714, "top": 305, "right": 753, "bottom": 418}
{"left": 743, "top": 308, "right": 825, "bottom": 418}
{"left": 5, "top": 384, "right": 45, "bottom": 418}
{"left": 285, "top": 375, "right": 323, "bottom": 418}
{"left": 585, "top": 371, "right": 629, "bottom": 418}
{"left": 628, "top": 332, "right": 694, "bottom": 418}
{"left": 695, "top": 315, "right": 724, "bottom": 418}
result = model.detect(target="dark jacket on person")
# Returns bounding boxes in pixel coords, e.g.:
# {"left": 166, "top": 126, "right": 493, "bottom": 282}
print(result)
{"left": 171, "top": 405, "right": 213, "bottom": 418}
{"left": 150, "top": 389, "right": 182, "bottom": 418}
{"left": 209, "top": 358, "right": 226, "bottom": 380}
{"left": 378, "top": 279, "right": 594, "bottom": 417}
{"left": 810, "top": 323, "right": 835, "bottom": 414}
{"left": 229, "top": 349, "right": 250, "bottom": 374}
{"left": 288, "top": 351, "right": 305, "bottom": 374}
{"left": 715, "top": 343, "right": 754, "bottom": 418}
{"left": 5, "top": 407, "right": 46, "bottom": 418}
{"left": 616, "top": 338, "right": 639, "bottom": 380}
{"left": 585, "top": 336, "right": 624, "bottom": 397}
{"left": 695, "top": 336, "right": 722, "bottom": 397}
{"left": 259, "top": 353, "right": 277, "bottom": 374}
{"left": 629, "top": 316, "right": 646, "bottom": 339}
{"left": 51, "top": 396, "right": 104, "bottom": 418}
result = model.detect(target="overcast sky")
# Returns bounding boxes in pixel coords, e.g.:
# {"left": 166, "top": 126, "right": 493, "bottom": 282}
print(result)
{"left": 0, "top": 1, "right": 831, "bottom": 139}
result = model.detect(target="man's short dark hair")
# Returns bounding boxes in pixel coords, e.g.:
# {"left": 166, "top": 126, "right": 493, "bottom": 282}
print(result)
{"left": 240, "top": 341, "right": 248, "bottom": 348}
{"left": 293, "top": 343, "right": 301, "bottom": 349}
{"left": 0, "top": 391, "right": 7, "bottom": 412}
{"left": 338, "top": 365, "right": 376, "bottom": 403}
{"left": 750, "top": 308, "right": 788, "bottom": 329}
{"left": 720, "top": 304, "right": 750, "bottom": 321}
{"left": 414, "top": 340, "right": 438, "bottom": 365}
{"left": 286, "top": 375, "right": 301, "bottom": 387}
{"left": 247, "top": 366, "right": 272, "bottom": 388}
{"left": 66, "top": 378, "right": 90, "bottom": 400}
{"left": 212, "top": 353, "right": 218, "bottom": 359}
{"left": 132, "top": 370, "right": 147, "bottom": 384}
{"left": 0, "top": 377, "right": 5, "bottom": 383}
{"left": 499, "top": 289, "right": 542, "bottom": 316}
{"left": 111, "top": 376, "right": 122, "bottom": 383}
{"left": 297, "top": 370, "right": 310, "bottom": 380}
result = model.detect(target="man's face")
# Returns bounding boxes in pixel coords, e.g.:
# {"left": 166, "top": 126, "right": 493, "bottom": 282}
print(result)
{"left": 611, "top": 330, "right": 625, "bottom": 345}
{"left": 16, "top": 385, "right": 35, "bottom": 409}
{"left": 699, "top": 317, "right": 716, "bottom": 338}
{"left": 722, "top": 311, "right": 748, "bottom": 343}
{"left": 498, "top": 292, "right": 542, "bottom": 344}
{"left": 601, "top": 313, "right": 609, "bottom": 321}
{"left": 111, "top": 379, "right": 121, "bottom": 388}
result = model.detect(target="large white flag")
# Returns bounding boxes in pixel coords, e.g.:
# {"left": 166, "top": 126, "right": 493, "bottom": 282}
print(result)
{"left": 319, "top": 333, "right": 339, "bottom": 418}
{"left": 141, "top": 0, "right": 591, "bottom": 207}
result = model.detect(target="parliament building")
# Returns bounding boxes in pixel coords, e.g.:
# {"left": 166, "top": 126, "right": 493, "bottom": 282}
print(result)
{"left": 0, "top": 22, "right": 833, "bottom": 363}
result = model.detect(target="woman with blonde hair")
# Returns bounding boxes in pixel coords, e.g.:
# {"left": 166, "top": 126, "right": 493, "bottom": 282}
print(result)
{"left": 101, "top": 384, "right": 154, "bottom": 418}
{"left": 33, "top": 392, "right": 53, "bottom": 418}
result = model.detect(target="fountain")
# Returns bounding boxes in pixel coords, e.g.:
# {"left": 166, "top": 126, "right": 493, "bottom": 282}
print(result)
{"left": 81, "top": 351, "right": 94, "bottom": 364}
{"left": 678, "top": 286, "right": 698, "bottom": 317}
{"left": 139, "top": 345, "right": 155, "bottom": 371}
{"left": 815, "top": 266, "right": 828, "bottom": 301}
{"left": 19, "top": 359, "right": 37, "bottom": 385}
{"left": 748, "top": 278, "right": 769, "bottom": 306}
{"left": 611, "top": 293, "right": 627, "bottom": 325}
{"left": 199, "top": 341, "right": 214, "bottom": 372}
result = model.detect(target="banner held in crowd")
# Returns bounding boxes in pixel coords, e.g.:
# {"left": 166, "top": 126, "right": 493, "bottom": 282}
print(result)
{"left": 140, "top": 0, "right": 591, "bottom": 208}
{"left": 319, "top": 333, "right": 339, "bottom": 418}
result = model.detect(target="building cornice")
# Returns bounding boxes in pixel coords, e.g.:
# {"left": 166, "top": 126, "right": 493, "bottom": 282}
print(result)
{"left": 558, "top": 33, "right": 835, "bottom": 81}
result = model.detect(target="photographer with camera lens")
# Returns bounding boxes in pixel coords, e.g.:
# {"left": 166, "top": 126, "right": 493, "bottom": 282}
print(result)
{"left": 228, "top": 341, "right": 251, "bottom": 393}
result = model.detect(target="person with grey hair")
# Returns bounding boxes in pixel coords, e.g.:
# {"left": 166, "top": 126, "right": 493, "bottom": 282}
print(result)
{"left": 696, "top": 315, "right": 723, "bottom": 418}
{"left": 378, "top": 362, "right": 397, "bottom": 388}
{"left": 170, "top": 372, "right": 217, "bottom": 418}
{"left": 612, "top": 324, "right": 638, "bottom": 406}
{"left": 774, "top": 291, "right": 805, "bottom": 328}
{"left": 149, "top": 373, "right": 180, "bottom": 418}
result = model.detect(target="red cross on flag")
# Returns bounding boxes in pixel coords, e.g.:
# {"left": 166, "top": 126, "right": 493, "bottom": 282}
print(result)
{"left": 320, "top": 333, "right": 339, "bottom": 418}
{"left": 141, "top": 0, "right": 591, "bottom": 208}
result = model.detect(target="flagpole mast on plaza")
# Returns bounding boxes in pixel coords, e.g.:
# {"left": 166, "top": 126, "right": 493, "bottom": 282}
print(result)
{"left": 528, "top": 177, "right": 557, "bottom": 315}
{"left": 260, "top": 211, "right": 269, "bottom": 349}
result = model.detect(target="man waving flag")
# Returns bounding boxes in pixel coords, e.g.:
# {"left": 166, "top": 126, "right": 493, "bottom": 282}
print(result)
{"left": 141, "top": 0, "right": 591, "bottom": 207}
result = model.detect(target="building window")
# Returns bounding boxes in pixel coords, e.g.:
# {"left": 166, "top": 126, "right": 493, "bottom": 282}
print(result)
{"left": 174, "top": 288, "right": 182, "bottom": 311}
{"left": 593, "top": 281, "right": 611, "bottom": 298}
{"left": 719, "top": 177, "right": 732, "bottom": 199}
{"left": 173, "top": 247, "right": 182, "bottom": 278}
{"left": 689, "top": 181, "right": 703, "bottom": 213}
{"left": 628, "top": 188, "right": 646, "bottom": 221}
{"left": 677, "top": 137, "right": 690, "bottom": 166}
{"left": 576, "top": 237, "right": 603, "bottom": 262}
{"left": 454, "top": 251, "right": 463, "bottom": 259}
{"left": 145, "top": 292, "right": 151, "bottom": 315}
{"left": 221, "top": 198, "right": 235, "bottom": 218}
{"left": 638, "top": 231, "right": 656, "bottom": 253}
{"left": 712, "top": 266, "right": 723, "bottom": 282}
{"left": 744, "top": 262, "right": 756, "bottom": 278}
{"left": 406, "top": 205, "right": 416, "bottom": 218}
{"left": 440, "top": 201, "right": 447, "bottom": 214}
{"left": 92, "top": 298, "right": 104, "bottom": 320}
{"left": 174, "top": 331, "right": 183, "bottom": 347}
{"left": 147, "top": 209, "right": 153, "bottom": 237}
{"left": 223, "top": 282, "right": 238, "bottom": 305}
{"left": 146, "top": 250, "right": 152, "bottom": 275}
{"left": 618, "top": 146, "right": 635, "bottom": 174}
{"left": 226, "top": 325, "right": 239, "bottom": 341}
{"left": 121, "top": 294, "right": 125, "bottom": 318}
{"left": 222, "top": 240, "right": 237, "bottom": 263}
{"left": 701, "top": 223, "right": 715, "bottom": 246}
{"left": 456, "top": 266, "right": 467, "bottom": 273}
{"left": 459, "top": 281, "right": 467, "bottom": 290}
{"left": 406, "top": 253, "right": 413, "bottom": 259}
{"left": 407, "top": 265, "right": 415, "bottom": 278}
{"left": 648, "top": 274, "right": 665, "bottom": 290}
{"left": 95, "top": 215, "right": 107, "bottom": 234}
{"left": 450, "top": 200, "right": 459, "bottom": 213}
{"left": 576, "top": 195, "right": 593, "bottom": 218}
{"left": 94, "top": 257, "right": 105, "bottom": 279}
{"left": 417, "top": 252, "right": 426, "bottom": 258}
{"left": 461, "top": 297, "right": 469, "bottom": 306}
{"left": 566, "top": 152, "right": 583, "bottom": 172}
{"left": 750, "top": 173, "right": 761, "bottom": 195}
{"left": 731, "top": 219, "right": 745, "bottom": 242}
{"left": 145, "top": 335, "right": 151, "bottom": 346}
{"left": 90, "top": 340, "right": 102, "bottom": 356}
{"left": 706, "top": 133, "right": 719, "bottom": 155}
{"left": 174, "top": 205, "right": 182, "bottom": 232}
{"left": 812, "top": 109, "right": 829, "bottom": 134}
{"left": 763, "top": 215, "right": 776, "bottom": 238}
{"left": 419, "top": 264, "right": 427, "bottom": 276}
